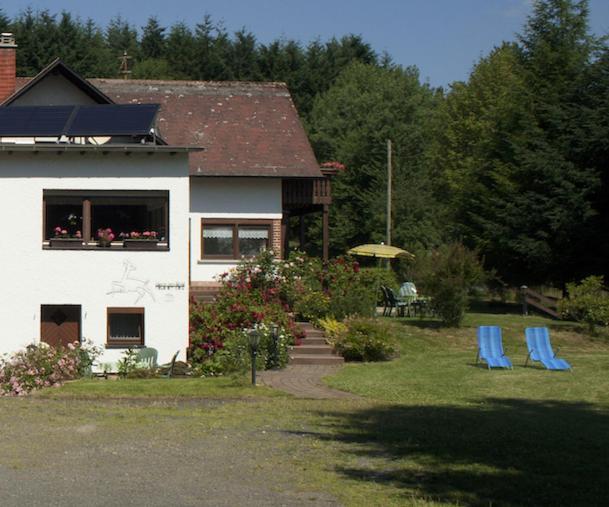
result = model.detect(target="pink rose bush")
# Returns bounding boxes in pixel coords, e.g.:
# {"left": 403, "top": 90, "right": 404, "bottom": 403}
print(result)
{"left": 0, "top": 341, "right": 101, "bottom": 396}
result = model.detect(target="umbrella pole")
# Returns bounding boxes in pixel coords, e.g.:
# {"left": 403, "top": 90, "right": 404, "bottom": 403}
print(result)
{"left": 374, "top": 254, "right": 381, "bottom": 317}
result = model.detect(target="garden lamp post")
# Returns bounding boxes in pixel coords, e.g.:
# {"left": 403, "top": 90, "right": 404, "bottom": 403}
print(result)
{"left": 247, "top": 328, "right": 261, "bottom": 385}
{"left": 271, "top": 323, "right": 279, "bottom": 369}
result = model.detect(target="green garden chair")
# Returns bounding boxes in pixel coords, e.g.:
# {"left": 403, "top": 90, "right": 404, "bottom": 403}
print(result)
{"left": 136, "top": 347, "right": 158, "bottom": 369}
{"left": 159, "top": 350, "right": 180, "bottom": 378}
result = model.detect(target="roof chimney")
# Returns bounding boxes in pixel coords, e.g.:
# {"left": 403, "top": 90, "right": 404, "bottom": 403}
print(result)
{"left": 0, "top": 33, "right": 17, "bottom": 104}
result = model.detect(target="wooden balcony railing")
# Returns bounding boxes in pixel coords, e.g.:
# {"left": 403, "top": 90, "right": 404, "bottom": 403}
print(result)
{"left": 282, "top": 178, "right": 331, "bottom": 210}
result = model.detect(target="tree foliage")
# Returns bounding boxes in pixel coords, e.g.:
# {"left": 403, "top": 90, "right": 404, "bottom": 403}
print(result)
{"left": 2, "top": 9, "right": 376, "bottom": 117}
{"left": 1, "top": 1, "right": 608, "bottom": 288}
{"left": 429, "top": 0, "right": 604, "bottom": 286}
{"left": 416, "top": 243, "right": 486, "bottom": 327}
{"left": 560, "top": 276, "right": 609, "bottom": 334}
{"left": 308, "top": 62, "right": 443, "bottom": 253}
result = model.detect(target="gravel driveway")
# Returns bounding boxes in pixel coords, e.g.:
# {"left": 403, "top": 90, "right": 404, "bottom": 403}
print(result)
{"left": 0, "top": 398, "right": 341, "bottom": 507}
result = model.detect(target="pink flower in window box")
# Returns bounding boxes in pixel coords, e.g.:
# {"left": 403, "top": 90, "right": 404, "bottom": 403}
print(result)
{"left": 97, "top": 228, "right": 115, "bottom": 247}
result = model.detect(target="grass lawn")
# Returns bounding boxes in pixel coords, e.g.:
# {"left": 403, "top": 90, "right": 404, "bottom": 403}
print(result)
{"left": 36, "top": 376, "right": 283, "bottom": 399}
{"left": 323, "top": 308, "right": 609, "bottom": 505}
{"left": 3, "top": 307, "right": 609, "bottom": 506}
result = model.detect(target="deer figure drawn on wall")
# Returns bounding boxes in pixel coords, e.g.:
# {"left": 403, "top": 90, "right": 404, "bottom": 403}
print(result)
{"left": 107, "top": 260, "right": 155, "bottom": 304}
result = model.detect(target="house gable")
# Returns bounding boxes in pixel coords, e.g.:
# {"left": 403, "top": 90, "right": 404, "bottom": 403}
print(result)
{"left": 2, "top": 59, "right": 113, "bottom": 107}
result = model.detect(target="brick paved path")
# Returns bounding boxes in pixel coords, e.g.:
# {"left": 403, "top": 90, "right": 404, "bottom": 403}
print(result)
{"left": 259, "top": 364, "right": 358, "bottom": 399}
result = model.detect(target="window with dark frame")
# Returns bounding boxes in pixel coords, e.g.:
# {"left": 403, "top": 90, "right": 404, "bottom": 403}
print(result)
{"left": 201, "top": 220, "right": 271, "bottom": 259}
{"left": 107, "top": 307, "right": 144, "bottom": 347}
{"left": 43, "top": 190, "right": 169, "bottom": 248}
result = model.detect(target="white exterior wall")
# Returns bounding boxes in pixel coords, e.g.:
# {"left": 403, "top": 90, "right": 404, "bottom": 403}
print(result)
{"left": 0, "top": 153, "right": 189, "bottom": 367}
{"left": 189, "top": 177, "right": 282, "bottom": 281}
{"left": 10, "top": 74, "right": 99, "bottom": 106}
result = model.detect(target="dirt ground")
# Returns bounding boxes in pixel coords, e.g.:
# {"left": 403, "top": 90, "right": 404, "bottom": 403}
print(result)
{"left": 0, "top": 397, "right": 341, "bottom": 507}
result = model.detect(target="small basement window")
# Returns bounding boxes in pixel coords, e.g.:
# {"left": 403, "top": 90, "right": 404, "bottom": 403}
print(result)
{"left": 201, "top": 220, "right": 271, "bottom": 259}
{"left": 107, "top": 307, "right": 144, "bottom": 347}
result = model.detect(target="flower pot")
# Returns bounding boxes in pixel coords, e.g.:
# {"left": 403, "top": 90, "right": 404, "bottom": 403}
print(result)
{"left": 123, "top": 239, "right": 159, "bottom": 250}
{"left": 49, "top": 238, "right": 83, "bottom": 249}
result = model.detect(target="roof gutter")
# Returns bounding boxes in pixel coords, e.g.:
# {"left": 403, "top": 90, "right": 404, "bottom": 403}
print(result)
{"left": 0, "top": 143, "right": 202, "bottom": 154}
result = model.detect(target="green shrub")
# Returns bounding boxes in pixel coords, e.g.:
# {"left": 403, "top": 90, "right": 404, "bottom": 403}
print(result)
{"left": 330, "top": 317, "right": 397, "bottom": 362}
{"left": 325, "top": 257, "right": 376, "bottom": 319}
{"left": 282, "top": 252, "right": 376, "bottom": 320}
{"left": 192, "top": 321, "right": 292, "bottom": 377}
{"left": 329, "top": 288, "right": 375, "bottom": 319}
{"left": 318, "top": 316, "right": 348, "bottom": 342}
{"left": 294, "top": 290, "right": 330, "bottom": 322}
{"left": 418, "top": 243, "right": 485, "bottom": 327}
{"left": 360, "top": 267, "right": 399, "bottom": 293}
{"left": 560, "top": 276, "right": 609, "bottom": 334}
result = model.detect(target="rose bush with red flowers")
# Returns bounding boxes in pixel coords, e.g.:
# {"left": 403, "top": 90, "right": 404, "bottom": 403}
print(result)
{"left": 189, "top": 250, "right": 378, "bottom": 375}
{"left": 189, "top": 250, "right": 304, "bottom": 375}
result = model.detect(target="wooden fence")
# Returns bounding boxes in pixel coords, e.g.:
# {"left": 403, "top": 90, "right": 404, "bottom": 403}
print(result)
{"left": 520, "top": 286, "right": 561, "bottom": 319}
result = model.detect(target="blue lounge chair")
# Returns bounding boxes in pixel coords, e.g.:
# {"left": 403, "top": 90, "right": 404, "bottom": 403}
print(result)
{"left": 476, "top": 326, "right": 513, "bottom": 369}
{"left": 525, "top": 327, "right": 572, "bottom": 371}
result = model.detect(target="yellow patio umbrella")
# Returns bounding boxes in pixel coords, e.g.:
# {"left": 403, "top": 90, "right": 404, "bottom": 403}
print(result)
{"left": 348, "top": 243, "right": 415, "bottom": 259}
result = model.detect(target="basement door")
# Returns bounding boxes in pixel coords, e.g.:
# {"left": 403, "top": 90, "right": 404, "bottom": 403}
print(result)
{"left": 41, "top": 305, "right": 81, "bottom": 348}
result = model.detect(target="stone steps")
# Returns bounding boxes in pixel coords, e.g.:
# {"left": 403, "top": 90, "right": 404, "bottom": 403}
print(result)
{"left": 295, "top": 344, "right": 334, "bottom": 354}
{"left": 290, "top": 322, "right": 344, "bottom": 365}
{"left": 288, "top": 354, "right": 344, "bottom": 365}
{"left": 300, "top": 337, "right": 327, "bottom": 346}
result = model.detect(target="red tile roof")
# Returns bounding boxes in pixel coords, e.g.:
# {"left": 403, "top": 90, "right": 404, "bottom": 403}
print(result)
{"left": 91, "top": 79, "right": 321, "bottom": 178}
{"left": 13, "top": 76, "right": 321, "bottom": 178}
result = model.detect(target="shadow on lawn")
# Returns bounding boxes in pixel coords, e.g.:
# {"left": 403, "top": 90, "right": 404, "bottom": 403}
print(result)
{"left": 314, "top": 398, "right": 609, "bottom": 506}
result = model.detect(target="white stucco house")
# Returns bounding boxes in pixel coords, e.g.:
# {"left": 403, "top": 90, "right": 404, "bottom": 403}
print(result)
{"left": 0, "top": 33, "right": 333, "bottom": 366}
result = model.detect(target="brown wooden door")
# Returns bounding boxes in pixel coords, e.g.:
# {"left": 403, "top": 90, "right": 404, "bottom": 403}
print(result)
{"left": 41, "top": 305, "right": 81, "bottom": 348}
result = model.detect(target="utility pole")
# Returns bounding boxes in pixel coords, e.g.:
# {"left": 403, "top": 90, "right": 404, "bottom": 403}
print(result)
{"left": 386, "top": 139, "right": 392, "bottom": 246}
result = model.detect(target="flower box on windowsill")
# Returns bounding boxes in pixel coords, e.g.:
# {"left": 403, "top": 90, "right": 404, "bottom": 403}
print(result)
{"left": 123, "top": 239, "right": 159, "bottom": 250}
{"left": 49, "top": 238, "right": 84, "bottom": 249}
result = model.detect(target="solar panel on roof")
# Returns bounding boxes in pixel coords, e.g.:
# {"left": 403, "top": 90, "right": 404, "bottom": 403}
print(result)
{"left": 0, "top": 104, "right": 160, "bottom": 138}
{"left": 0, "top": 106, "right": 73, "bottom": 136}
{"left": 68, "top": 104, "right": 159, "bottom": 136}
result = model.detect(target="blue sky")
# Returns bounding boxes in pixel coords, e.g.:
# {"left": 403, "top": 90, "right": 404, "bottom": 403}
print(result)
{"left": 2, "top": 0, "right": 608, "bottom": 87}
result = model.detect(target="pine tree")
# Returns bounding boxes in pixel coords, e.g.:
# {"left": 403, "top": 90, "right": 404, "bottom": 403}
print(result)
{"left": 165, "top": 22, "right": 196, "bottom": 79}
{"left": 230, "top": 29, "right": 260, "bottom": 80}
{"left": 141, "top": 16, "right": 165, "bottom": 60}
{"left": 106, "top": 15, "right": 139, "bottom": 69}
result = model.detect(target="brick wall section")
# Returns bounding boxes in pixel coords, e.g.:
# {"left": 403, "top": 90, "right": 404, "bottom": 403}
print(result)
{"left": 0, "top": 48, "right": 16, "bottom": 103}
{"left": 272, "top": 219, "right": 282, "bottom": 259}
